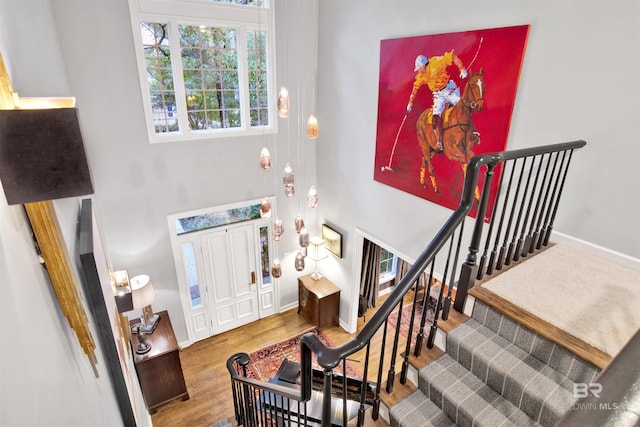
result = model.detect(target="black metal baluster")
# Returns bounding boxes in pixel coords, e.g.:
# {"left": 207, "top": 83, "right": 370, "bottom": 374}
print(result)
{"left": 543, "top": 149, "right": 576, "bottom": 246}
{"left": 251, "top": 387, "right": 260, "bottom": 427}
{"left": 498, "top": 157, "right": 527, "bottom": 269}
{"left": 531, "top": 152, "right": 559, "bottom": 252}
{"left": 231, "top": 379, "right": 241, "bottom": 425}
{"left": 524, "top": 153, "right": 552, "bottom": 255}
{"left": 445, "top": 222, "right": 465, "bottom": 315}
{"left": 302, "top": 400, "right": 308, "bottom": 427}
{"left": 343, "top": 358, "right": 348, "bottom": 427}
{"left": 513, "top": 155, "right": 544, "bottom": 261}
{"left": 256, "top": 390, "right": 271, "bottom": 426}
{"left": 386, "top": 299, "right": 403, "bottom": 393}
{"left": 440, "top": 233, "right": 455, "bottom": 321}
{"left": 515, "top": 155, "right": 544, "bottom": 261}
{"left": 401, "top": 278, "right": 421, "bottom": 383}
{"left": 540, "top": 149, "right": 569, "bottom": 247}
{"left": 357, "top": 344, "right": 371, "bottom": 427}
{"left": 415, "top": 259, "right": 436, "bottom": 356}
{"left": 287, "top": 396, "right": 294, "bottom": 427}
{"left": 487, "top": 159, "right": 517, "bottom": 275}
{"left": 427, "top": 269, "right": 448, "bottom": 349}
{"left": 373, "top": 320, "right": 388, "bottom": 419}
{"left": 506, "top": 156, "right": 535, "bottom": 265}
{"left": 478, "top": 162, "right": 507, "bottom": 279}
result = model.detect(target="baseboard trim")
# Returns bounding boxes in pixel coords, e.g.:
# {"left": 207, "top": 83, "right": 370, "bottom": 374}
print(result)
{"left": 551, "top": 231, "right": 640, "bottom": 271}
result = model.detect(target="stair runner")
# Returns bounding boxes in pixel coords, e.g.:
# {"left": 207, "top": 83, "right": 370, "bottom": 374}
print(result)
{"left": 390, "top": 301, "right": 600, "bottom": 426}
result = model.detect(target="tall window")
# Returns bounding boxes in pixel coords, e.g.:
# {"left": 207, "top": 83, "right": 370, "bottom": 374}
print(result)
{"left": 129, "top": 0, "right": 275, "bottom": 143}
{"left": 380, "top": 248, "right": 397, "bottom": 283}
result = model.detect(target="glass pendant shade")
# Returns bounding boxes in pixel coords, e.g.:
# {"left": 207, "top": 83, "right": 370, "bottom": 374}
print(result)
{"left": 260, "top": 197, "right": 272, "bottom": 218}
{"left": 295, "top": 251, "right": 305, "bottom": 271}
{"left": 306, "top": 185, "right": 319, "bottom": 208}
{"left": 277, "top": 87, "right": 290, "bottom": 118}
{"left": 299, "top": 226, "right": 310, "bottom": 248}
{"left": 282, "top": 163, "right": 295, "bottom": 197}
{"left": 307, "top": 114, "right": 319, "bottom": 138}
{"left": 294, "top": 215, "right": 305, "bottom": 233}
{"left": 259, "top": 146, "right": 271, "bottom": 170}
{"left": 273, "top": 217, "right": 284, "bottom": 241}
{"left": 271, "top": 259, "right": 282, "bottom": 278}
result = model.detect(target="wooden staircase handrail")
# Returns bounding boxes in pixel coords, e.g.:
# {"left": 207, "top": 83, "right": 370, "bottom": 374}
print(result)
{"left": 303, "top": 140, "right": 587, "bottom": 371}
{"left": 227, "top": 139, "right": 588, "bottom": 427}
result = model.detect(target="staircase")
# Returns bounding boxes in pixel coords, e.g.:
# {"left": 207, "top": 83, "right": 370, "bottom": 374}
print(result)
{"left": 389, "top": 301, "right": 600, "bottom": 426}
{"left": 227, "top": 141, "right": 601, "bottom": 427}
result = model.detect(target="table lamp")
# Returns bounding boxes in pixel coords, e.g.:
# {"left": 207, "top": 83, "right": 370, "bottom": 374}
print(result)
{"left": 308, "top": 236, "right": 328, "bottom": 280}
{"left": 130, "top": 274, "right": 159, "bottom": 334}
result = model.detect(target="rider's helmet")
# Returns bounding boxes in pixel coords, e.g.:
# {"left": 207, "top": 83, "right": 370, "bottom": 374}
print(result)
{"left": 414, "top": 55, "right": 428, "bottom": 71}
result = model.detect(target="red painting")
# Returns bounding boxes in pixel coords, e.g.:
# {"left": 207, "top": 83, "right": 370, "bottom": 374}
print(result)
{"left": 374, "top": 25, "right": 529, "bottom": 219}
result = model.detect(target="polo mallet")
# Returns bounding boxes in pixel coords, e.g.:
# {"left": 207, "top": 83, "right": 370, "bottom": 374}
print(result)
{"left": 467, "top": 36, "right": 483, "bottom": 70}
{"left": 381, "top": 113, "right": 408, "bottom": 172}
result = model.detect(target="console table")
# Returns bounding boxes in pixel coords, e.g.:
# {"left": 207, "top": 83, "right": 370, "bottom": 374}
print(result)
{"left": 130, "top": 310, "right": 189, "bottom": 414}
{"left": 298, "top": 275, "right": 340, "bottom": 329}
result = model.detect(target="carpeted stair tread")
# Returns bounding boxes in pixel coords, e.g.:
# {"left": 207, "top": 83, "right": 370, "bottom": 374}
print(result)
{"left": 390, "top": 300, "right": 601, "bottom": 426}
{"left": 446, "top": 317, "right": 575, "bottom": 424}
{"left": 471, "top": 302, "right": 600, "bottom": 384}
{"left": 389, "top": 390, "right": 456, "bottom": 427}
{"left": 418, "top": 354, "right": 541, "bottom": 426}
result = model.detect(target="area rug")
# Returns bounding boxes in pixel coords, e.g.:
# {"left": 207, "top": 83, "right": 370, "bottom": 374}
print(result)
{"left": 245, "top": 328, "right": 361, "bottom": 382}
{"left": 482, "top": 244, "right": 640, "bottom": 356}
{"left": 387, "top": 296, "right": 437, "bottom": 340}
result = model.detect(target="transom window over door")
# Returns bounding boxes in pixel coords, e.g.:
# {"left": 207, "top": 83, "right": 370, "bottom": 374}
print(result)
{"left": 167, "top": 198, "right": 277, "bottom": 343}
{"left": 128, "top": 0, "right": 276, "bottom": 143}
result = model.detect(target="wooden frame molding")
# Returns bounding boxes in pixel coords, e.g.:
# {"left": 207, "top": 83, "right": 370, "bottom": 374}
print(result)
{"left": 1, "top": 52, "right": 97, "bottom": 371}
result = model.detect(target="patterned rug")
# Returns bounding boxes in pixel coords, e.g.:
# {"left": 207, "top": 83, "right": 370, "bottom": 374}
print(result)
{"left": 387, "top": 296, "right": 437, "bottom": 340}
{"left": 245, "top": 328, "right": 361, "bottom": 382}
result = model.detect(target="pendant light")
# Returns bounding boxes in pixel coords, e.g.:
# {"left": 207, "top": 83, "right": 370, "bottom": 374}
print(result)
{"left": 271, "top": 258, "right": 282, "bottom": 278}
{"left": 294, "top": 251, "right": 305, "bottom": 271}
{"left": 299, "top": 226, "right": 310, "bottom": 248}
{"left": 260, "top": 197, "right": 271, "bottom": 218}
{"left": 283, "top": 162, "right": 295, "bottom": 197}
{"left": 259, "top": 146, "right": 271, "bottom": 170}
{"left": 273, "top": 217, "right": 284, "bottom": 241}
{"left": 294, "top": 214, "right": 304, "bottom": 233}
{"left": 306, "top": 185, "right": 318, "bottom": 208}
{"left": 277, "top": 87, "right": 290, "bottom": 118}
{"left": 307, "top": 114, "right": 319, "bottom": 138}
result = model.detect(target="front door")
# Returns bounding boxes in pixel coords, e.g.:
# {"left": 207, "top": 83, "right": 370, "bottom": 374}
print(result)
{"left": 168, "top": 199, "right": 278, "bottom": 344}
{"left": 200, "top": 224, "right": 259, "bottom": 335}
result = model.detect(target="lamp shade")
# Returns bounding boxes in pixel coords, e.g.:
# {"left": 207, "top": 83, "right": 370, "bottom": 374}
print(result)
{"left": 0, "top": 108, "right": 93, "bottom": 205}
{"left": 130, "top": 274, "right": 155, "bottom": 309}
{"left": 308, "top": 236, "right": 328, "bottom": 262}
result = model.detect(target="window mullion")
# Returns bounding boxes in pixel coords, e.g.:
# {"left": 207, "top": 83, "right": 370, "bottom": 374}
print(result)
{"left": 236, "top": 26, "right": 249, "bottom": 130}
{"left": 170, "top": 19, "right": 189, "bottom": 135}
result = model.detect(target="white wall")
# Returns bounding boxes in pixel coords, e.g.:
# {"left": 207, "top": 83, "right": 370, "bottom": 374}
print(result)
{"left": 48, "top": 0, "right": 319, "bottom": 343}
{"left": 0, "top": 4, "right": 115, "bottom": 426}
{"left": 1, "top": 0, "right": 638, "bottom": 420}
{"left": 0, "top": 1, "right": 149, "bottom": 425}
{"left": 315, "top": 0, "right": 640, "bottom": 330}
{"left": 0, "top": 198, "right": 127, "bottom": 427}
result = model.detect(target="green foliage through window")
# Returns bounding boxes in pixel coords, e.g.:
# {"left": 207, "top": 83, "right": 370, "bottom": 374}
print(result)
{"left": 131, "top": 0, "right": 274, "bottom": 141}
{"left": 380, "top": 249, "right": 395, "bottom": 275}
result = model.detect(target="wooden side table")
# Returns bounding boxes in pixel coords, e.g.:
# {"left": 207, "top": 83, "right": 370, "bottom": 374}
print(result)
{"left": 130, "top": 310, "right": 189, "bottom": 414}
{"left": 298, "top": 275, "right": 340, "bottom": 329}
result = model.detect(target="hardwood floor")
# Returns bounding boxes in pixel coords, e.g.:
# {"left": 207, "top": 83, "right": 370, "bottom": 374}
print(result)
{"left": 149, "top": 292, "right": 466, "bottom": 426}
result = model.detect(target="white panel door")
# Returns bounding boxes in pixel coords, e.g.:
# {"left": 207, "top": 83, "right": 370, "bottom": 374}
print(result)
{"left": 201, "top": 224, "right": 259, "bottom": 335}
